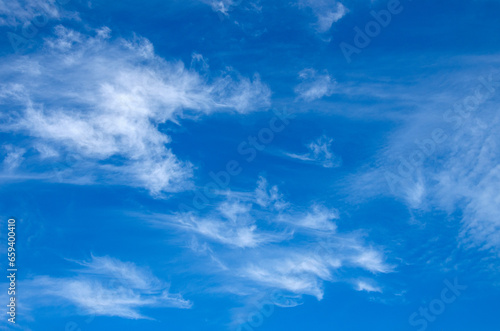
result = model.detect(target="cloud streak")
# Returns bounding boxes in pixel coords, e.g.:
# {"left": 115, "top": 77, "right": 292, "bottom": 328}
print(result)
{"left": 294, "top": 68, "right": 336, "bottom": 101}
{"left": 0, "top": 0, "right": 73, "bottom": 27}
{"left": 283, "top": 135, "right": 342, "bottom": 168}
{"left": 26, "top": 255, "right": 191, "bottom": 319}
{"left": 298, "top": 0, "right": 347, "bottom": 33}
{"left": 0, "top": 26, "right": 271, "bottom": 195}
{"left": 148, "top": 176, "right": 393, "bottom": 303}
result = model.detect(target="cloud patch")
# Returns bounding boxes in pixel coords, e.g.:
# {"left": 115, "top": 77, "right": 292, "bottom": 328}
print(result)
{"left": 298, "top": 0, "right": 347, "bottom": 33}
{"left": 0, "top": 26, "right": 271, "bottom": 195}
{"left": 149, "top": 177, "right": 393, "bottom": 303}
{"left": 294, "top": 68, "right": 337, "bottom": 101}
{"left": 284, "top": 135, "right": 342, "bottom": 168}
{"left": 26, "top": 255, "right": 191, "bottom": 319}
{"left": 0, "top": 0, "right": 73, "bottom": 27}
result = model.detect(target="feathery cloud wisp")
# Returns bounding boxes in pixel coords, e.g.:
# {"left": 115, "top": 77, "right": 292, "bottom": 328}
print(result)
{"left": 284, "top": 135, "right": 342, "bottom": 168}
{"left": 26, "top": 255, "right": 191, "bottom": 319}
{"left": 294, "top": 68, "right": 336, "bottom": 101}
{"left": 149, "top": 176, "right": 393, "bottom": 302}
{"left": 0, "top": 25, "right": 271, "bottom": 195}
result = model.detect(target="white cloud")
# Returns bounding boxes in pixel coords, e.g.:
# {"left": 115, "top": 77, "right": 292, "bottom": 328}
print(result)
{"left": 203, "top": 0, "right": 235, "bottom": 15}
{"left": 202, "top": 0, "right": 346, "bottom": 35}
{"left": 149, "top": 177, "right": 393, "bottom": 302}
{"left": 0, "top": 25, "right": 271, "bottom": 195}
{"left": 298, "top": 0, "right": 347, "bottom": 33}
{"left": 351, "top": 249, "right": 392, "bottom": 273}
{"left": 164, "top": 213, "right": 281, "bottom": 248}
{"left": 348, "top": 68, "right": 500, "bottom": 254}
{"left": 2, "top": 145, "right": 25, "bottom": 171}
{"left": 27, "top": 255, "right": 191, "bottom": 319}
{"left": 234, "top": 234, "right": 391, "bottom": 300}
{"left": 355, "top": 280, "right": 382, "bottom": 293}
{"left": 0, "top": 0, "right": 73, "bottom": 27}
{"left": 433, "top": 120, "right": 500, "bottom": 251}
{"left": 201, "top": 0, "right": 262, "bottom": 17}
{"left": 241, "top": 254, "right": 331, "bottom": 299}
{"left": 154, "top": 192, "right": 289, "bottom": 248}
{"left": 284, "top": 135, "right": 342, "bottom": 168}
{"left": 294, "top": 68, "right": 336, "bottom": 101}
{"left": 278, "top": 204, "right": 338, "bottom": 231}
{"left": 254, "top": 176, "right": 289, "bottom": 210}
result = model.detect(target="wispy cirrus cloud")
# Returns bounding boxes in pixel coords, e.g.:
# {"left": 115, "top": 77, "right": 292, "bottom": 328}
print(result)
{"left": 0, "top": 0, "right": 75, "bottom": 27}
{"left": 433, "top": 117, "right": 500, "bottom": 252}
{"left": 348, "top": 66, "right": 500, "bottom": 255}
{"left": 147, "top": 176, "right": 393, "bottom": 305}
{"left": 294, "top": 68, "right": 337, "bottom": 101}
{"left": 283, "top": 135, "right": 342, "bottom": 168}
{"left": 152, "top": 178, "right": 291, "bottom": 248}
{"left": 0, "top": 25, "right": 271, "bottom": 195}
{"left": 25, "top": 255, "right": 191, "bottom": 319}
{"left": 355, "top": 279, "right": 382, "bottom": 293}
{"left": 1, "top": 145, "right": 25, "bottom": 172}
{"left": 298, "top": 0, "right": 347, "bottom": 33}
{"left": 202, "top": 0, "right": 236, "bottom": 15}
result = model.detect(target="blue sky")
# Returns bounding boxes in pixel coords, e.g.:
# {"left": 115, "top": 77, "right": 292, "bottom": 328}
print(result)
{"left": 1, "top": 0, "right": 500, "bottom": 330}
